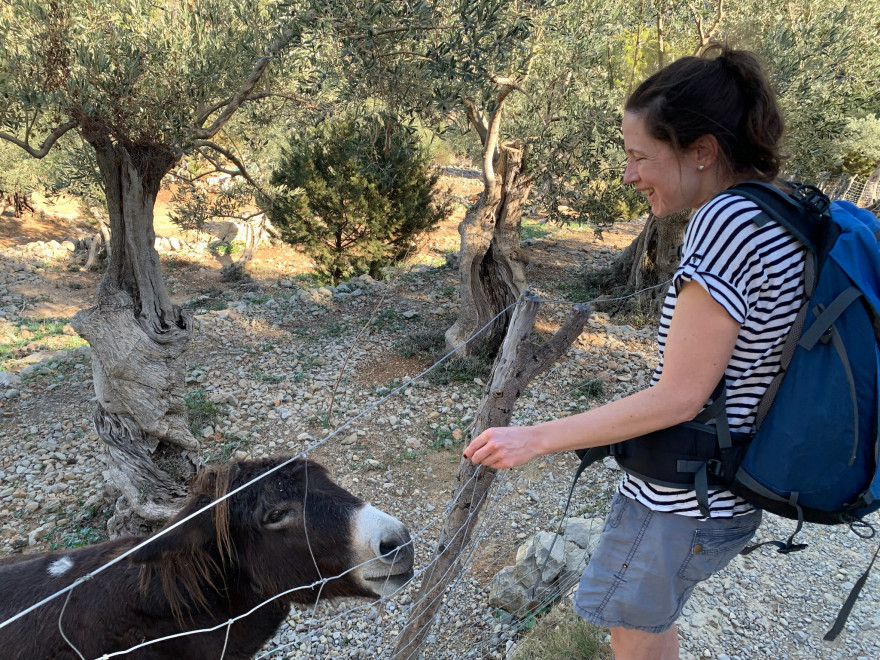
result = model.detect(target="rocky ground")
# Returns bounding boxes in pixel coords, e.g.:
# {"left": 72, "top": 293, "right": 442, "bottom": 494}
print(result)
{"left": 1, "top": 182, "right": 878, "bottom": 659}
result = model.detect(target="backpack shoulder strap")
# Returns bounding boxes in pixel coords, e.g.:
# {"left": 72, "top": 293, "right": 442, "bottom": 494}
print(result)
{"left": 727, "top": 181, "right": 825, "bottom": 251}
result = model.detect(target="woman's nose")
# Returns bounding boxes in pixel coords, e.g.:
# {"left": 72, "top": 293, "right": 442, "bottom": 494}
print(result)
{"left": 623, "top": 160, "right": 637, "bottom": 184}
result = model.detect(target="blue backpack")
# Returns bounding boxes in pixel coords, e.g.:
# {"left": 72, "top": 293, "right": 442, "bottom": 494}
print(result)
{"left": 727, "top": 182, "right": 880, "bottom": 527}
{"left": 574, "top": 182, "right": 880, "bottom": 640}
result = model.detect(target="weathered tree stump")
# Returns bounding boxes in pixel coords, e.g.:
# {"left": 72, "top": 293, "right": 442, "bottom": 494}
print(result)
{"left": 445, "top": 141, "right": 532, "bottom": 357}
{"left": 597, "top": 209, "right": 689, "bottom": 318}
{"left": 393, "top": 291, "right": 591, "bottom": 660}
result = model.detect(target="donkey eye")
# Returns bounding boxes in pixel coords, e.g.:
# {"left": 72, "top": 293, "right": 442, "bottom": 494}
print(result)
{"left": 263, "top": 509, "right": 287, "bottom": 525}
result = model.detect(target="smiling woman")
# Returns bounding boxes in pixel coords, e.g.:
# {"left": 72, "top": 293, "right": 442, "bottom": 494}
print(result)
{"left": 465, "top": 45, "right": 801, "bottom": 660}
{"left": 621, "top": 112, "right": 733, "bottom": 219}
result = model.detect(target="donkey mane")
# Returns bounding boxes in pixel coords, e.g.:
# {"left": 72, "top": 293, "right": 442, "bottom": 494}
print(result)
{"left": 137, "top": 463, "right": 238, "bottom": 623}
{"left": 0, "top": 456, "right": 412, "bottom": 660}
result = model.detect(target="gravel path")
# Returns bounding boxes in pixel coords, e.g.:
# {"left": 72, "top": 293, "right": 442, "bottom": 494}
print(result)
{"left": 1, "top": 223, "right": 878, "bottom": 659}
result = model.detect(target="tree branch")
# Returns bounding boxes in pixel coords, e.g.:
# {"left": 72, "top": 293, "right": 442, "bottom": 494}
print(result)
{"left": 482, "top": 86, "right": 513, "bottom": 186}
{"left": 0, "top": 120, "right": 79, "bottom": 158}
{"left": 690, "top": 0, "right": 725, "bottom": 55}
{"left": 192, "top": 139, "right": 271, "bottom": 202}
{"left": 195, "top": 91, "right": 321, "bottom": 123}
{"left": 463, "top": 99, "right": 489, "bottom": 145}
{"left": 192, "top": 28, "right": 297, "bottom": 139}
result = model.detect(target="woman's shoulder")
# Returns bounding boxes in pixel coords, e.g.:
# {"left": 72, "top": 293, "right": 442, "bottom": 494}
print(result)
{"left": 697, "top": 191, "right": 763, "bottom": 224}
{"left": 686, "top": 192, "right": 764, "bottom": 246}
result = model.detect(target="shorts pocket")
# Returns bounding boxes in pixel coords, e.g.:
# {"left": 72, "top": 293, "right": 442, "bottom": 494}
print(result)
{"left": 603, "top": 493, "right": 630, "bottom": 531}
{"left": 678, "top": 515, "right": 760, "bottom": 582}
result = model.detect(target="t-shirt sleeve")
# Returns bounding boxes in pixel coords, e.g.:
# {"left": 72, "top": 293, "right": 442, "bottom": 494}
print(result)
{"left": 673, "top": 194, "right": 764, "bottom": 324}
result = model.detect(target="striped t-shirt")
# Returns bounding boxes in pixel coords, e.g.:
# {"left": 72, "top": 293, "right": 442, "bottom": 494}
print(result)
{"left": 619, "top": 192, "right": 807, "bottom": 518}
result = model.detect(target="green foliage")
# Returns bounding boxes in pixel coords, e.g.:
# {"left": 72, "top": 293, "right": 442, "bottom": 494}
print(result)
{"left": 269, "top": 113, "right": 450, "bottom": 284}
{"left": 184, "top": 389, "right": 220, "bottom": 436}
{"left": 49, "top": 503, "right": 111, "bottom": 550}
{"left": 392, "top": 327, "right": 493, "bottom": 384}
{"left": 44, "top": 134, "right": 105, "bottom": 205}
{"left": 212, "top": 241, "right": 244, "bottom": 256}
{"left": 520, "top": 218, "right": 553, "bottom": 240}
{"left": 830, "top": 115, "right": 880, "bottom": 178}
{"left": 220, "top": 262, "right": 253, "bottom": 283}
{"left": 727, "top": 2, "right": 880, "bottom": 180}
{"left": 204, "top": 434, "right": 253, "bottom": 464}
{"left": 0, "top": 141, "right": 53, "bottom": 199}
{"left": 0, "top": 317, "right": 84, "bottom": 366}
{"left": 314, "top": 0, "right": 653, "bottom": 230}
{"left": 557, "top": 274, "right": 601, "bottom": 304}
{"left": 0, "top": 0, "right": 295, "bottom": 149}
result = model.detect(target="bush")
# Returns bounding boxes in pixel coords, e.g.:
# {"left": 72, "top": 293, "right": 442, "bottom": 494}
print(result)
{"left": 268, "top": 115, "right": 450, "bottom": 285}
{"left": 830, "top": 115, "right": 880, "bottom": 178}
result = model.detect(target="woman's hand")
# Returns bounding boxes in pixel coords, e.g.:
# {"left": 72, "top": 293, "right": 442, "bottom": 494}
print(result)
{"left": 463, "top": 426, "right": 542, "bottom": 469}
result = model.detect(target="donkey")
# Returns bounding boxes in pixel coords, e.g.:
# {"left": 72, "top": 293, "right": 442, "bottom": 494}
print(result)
{"left": 0, "top": 457, "right": 414, "bottom": 659}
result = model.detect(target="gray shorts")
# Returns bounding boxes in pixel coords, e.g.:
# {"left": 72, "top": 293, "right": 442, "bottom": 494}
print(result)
{"left": 573, "top": 492, "right": 762, "bottom": 633}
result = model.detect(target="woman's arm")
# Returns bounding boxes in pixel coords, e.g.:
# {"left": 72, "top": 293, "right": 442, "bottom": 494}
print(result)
{"left": 463, "top": 281, "right": 742, "bottom": 469}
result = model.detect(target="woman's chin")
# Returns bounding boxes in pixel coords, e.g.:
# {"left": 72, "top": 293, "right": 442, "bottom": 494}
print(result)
{"left": 650, "top": 202, "right": 684, "bottom": 219}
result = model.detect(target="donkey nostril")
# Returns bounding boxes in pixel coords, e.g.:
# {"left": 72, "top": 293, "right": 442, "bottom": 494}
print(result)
{"left": 377, "top": 535, "right": 413, "bottom": 567}
{"left": 379, "top": 542, "right": 399, "bottom": 557}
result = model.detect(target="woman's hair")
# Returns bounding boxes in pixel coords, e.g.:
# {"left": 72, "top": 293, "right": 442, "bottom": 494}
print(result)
{"left": 625, "top": 45, "right": 784, "bottom": 182}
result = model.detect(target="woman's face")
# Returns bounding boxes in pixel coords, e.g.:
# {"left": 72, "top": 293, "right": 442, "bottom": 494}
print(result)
{"left": 622, "top": 111, "right": 714, "bottom": 217}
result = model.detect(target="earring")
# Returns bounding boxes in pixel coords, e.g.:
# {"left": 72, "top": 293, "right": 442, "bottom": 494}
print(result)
{"left": 698, "top": 164, "right": 705, "bottom": 171}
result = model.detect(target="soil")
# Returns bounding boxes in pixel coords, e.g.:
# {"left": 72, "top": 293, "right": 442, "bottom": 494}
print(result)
{"left": 0, "top": 176, "right": 650, "bottom": 655}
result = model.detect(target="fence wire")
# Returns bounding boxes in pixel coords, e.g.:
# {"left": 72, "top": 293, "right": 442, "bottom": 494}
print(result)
{"left": 1, "top": 281, "right": 666, "bottom": 660}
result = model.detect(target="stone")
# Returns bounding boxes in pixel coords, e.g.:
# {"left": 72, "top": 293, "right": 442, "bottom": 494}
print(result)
{"left": 602, "top": 456, "right": 620, "bottom": 470}
{"left": 0, "top": 372, "right": 21, "bottom": 387}
{"left": 488, "top": 565, "right": 541, "bottom": 616}
{"left": 563, "top": 517, "right": 603, "bottom": 552}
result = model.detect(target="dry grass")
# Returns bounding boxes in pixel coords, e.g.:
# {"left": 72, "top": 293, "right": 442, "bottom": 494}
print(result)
{"left": 511, "top": 602, "right": 612, "bottom": 660}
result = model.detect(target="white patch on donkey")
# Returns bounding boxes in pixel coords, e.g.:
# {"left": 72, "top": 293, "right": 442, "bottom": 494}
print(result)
{"left": 47, "top": 557, "right": 74, "bottom": 577}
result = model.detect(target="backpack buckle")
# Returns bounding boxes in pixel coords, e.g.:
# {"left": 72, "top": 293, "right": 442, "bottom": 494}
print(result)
{"left": 792, "top": 184, "right": 830, "bottom": 215}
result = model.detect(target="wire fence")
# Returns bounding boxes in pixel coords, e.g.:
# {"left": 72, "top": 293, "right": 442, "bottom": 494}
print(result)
{"left": 0, "top": 285, "right": 661, "bottom": 660}
{"left": 6, "top": 169, "right": 880, "bottom": 657}
{"left": 817, "top": 172, "right": 880, "bottom": 208}
{"left": 8, "top": 167, "right": 879, "bottom": 658}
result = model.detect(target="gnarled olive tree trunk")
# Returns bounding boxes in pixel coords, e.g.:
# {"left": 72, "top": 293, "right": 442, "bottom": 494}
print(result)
{"left": 71, "top": 136, "right": 199, "bottom": 536}
{"left": 445, "top": 141, "right": 531, "bottom": 356}
{"left": 600, "top": 209, "right": 690, "bottom": 317}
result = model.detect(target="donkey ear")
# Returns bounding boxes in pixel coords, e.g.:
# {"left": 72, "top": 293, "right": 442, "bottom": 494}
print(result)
{"left": 129, "top": 497, "right": 215, "bottom": 564}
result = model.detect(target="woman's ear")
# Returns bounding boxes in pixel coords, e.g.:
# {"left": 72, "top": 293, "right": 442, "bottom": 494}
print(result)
{"left": 691, "top": 134, "right": 722, "bottom": 170}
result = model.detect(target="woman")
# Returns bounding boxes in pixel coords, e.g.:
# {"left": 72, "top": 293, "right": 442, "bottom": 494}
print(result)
{"left": 464, "top": 46, "right": 805, "bottom": 659}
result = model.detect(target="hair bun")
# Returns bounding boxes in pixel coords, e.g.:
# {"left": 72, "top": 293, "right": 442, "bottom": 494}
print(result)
{"left": 626, "top": 45, "right": 784, "bottom": 181}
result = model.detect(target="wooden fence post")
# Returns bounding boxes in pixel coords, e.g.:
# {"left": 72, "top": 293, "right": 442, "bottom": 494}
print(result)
{"left": 392, "top": 291, "right": 591, "bottom": 659}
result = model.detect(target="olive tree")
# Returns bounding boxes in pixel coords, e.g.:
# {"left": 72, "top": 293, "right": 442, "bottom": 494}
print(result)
{"left": 311, "top": 0, "right": 644, "bottom": 354}
{"left": 0, "top": 0, "right": 307, "bottom": 533}
{"left": 734, "top": 1, "right": 880, "bottom": 182}
{"left": 596, "top": 0, "right": 880, "bottom": 316}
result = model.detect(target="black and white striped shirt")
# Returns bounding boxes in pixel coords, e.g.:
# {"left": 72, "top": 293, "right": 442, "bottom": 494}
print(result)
{"left": 619, "top": 192, "right": 807, "bottom": 518}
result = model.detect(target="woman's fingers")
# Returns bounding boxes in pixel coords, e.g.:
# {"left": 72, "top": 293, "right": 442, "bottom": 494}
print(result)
{"left": 464, "top": 428, "right": 500, "bottom": 465}
{"left": 464, "top": 427, "right": 532, "bottom": 469}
